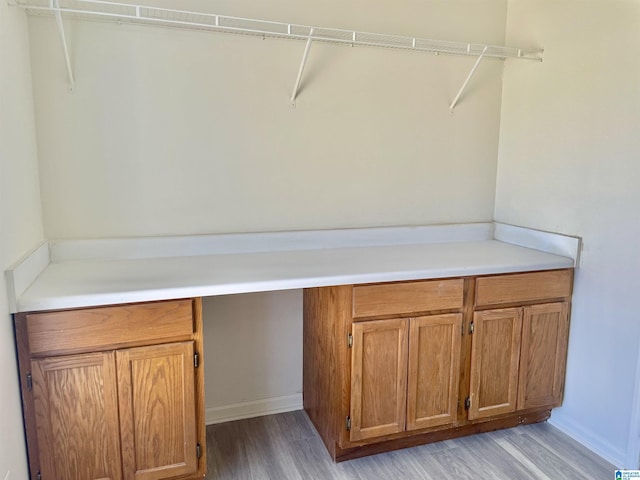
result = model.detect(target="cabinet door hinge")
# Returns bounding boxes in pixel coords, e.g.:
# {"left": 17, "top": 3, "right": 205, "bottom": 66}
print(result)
{"left": 469, "top": 322, "right": 475, "bottom": 335}
{"left": 36, "top": 471, "right": 42, "bottom": 480}
{"left": 196, "top": 442, "right": 202, "bottom": 459}
{"left": 26, "top": 372, "right": 33, "bottom": 391}
{"left": 347, "top": 333, "right": 353, "bottom": 348}
{"left": 464, "top": 397, "right": 471, "bottom": 410}
{"left": 194, "top": 352, "right": 200, "bottom": 368}
{"left": 346, "top": 416, "right": 351, "bottom": 431}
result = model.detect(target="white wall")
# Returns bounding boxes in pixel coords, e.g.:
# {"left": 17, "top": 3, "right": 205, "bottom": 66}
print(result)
{"left": 0, "top": 3, "right": 45, "bottom": 479}
{"left": 496, "top": 0, "right": 640, "bottom": 467}
{"left": 28, "top": 0, "right": 508, "bottom": 239}
{"left": 203, "top": 291, "right": 303, "bottom": 423}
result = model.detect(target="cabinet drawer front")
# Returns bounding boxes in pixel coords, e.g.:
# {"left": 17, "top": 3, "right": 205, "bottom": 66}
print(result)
{"left": 26, "top": 299, "right": 195, "bottom": 356}
{"left": 353, "top": 279, "right": 464, "bottom": 319}
{"left": 475, "top": 270, "right": 572, "bottom": 307}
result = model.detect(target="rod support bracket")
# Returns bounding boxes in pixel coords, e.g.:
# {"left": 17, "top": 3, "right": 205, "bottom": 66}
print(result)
{"left": 449, "top": 45, "right": 488, "bottom": 112}
{"left": 290, "top": 28, "right": 315, "bottom": 106}
{"left": 52, "top": 0, "right": 76, "bottom": 92}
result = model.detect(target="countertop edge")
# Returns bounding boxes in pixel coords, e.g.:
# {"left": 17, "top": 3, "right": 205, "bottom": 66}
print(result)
{"left": 7, "top": 224, "right": 579, "bottom": 314}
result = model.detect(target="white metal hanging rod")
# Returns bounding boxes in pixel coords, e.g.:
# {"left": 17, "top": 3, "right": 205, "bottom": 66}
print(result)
{"left": 14, "top": 0, "right": 543, "bottom": 62}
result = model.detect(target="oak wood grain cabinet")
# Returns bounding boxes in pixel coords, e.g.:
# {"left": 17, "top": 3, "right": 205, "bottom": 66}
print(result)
{"left": 303, "top": 269, "right": 573, "bottom": 461}
{"left": 470, "top": 270, "right": 572, "bottom": 420}
{"left": 304, "top": 278, "right": 467, "bottom": 461}
{"left": 15, "top": 299, "right": 206, "bottom": 480}
{"left": 350, "top": 280, "right": 464, "bottom": 442}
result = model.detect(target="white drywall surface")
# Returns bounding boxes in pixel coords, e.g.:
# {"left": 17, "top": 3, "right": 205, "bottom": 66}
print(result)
{"left": 28, "top": 0, "right": 508, "bottom": 239}
{"left": 0, "top": 2, "right": 45, "bottom": 477}
{"left": 496, "top": 0, "right": 640, "bottom": 467}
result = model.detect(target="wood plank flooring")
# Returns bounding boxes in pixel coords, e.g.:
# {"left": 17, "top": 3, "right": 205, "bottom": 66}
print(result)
{"left": 206, "top": 410, "right": 615, "bottom": 479}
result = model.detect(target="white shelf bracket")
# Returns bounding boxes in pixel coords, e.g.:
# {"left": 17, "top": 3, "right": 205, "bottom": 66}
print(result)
{"left": 449, "top": 45, "right": 488, "bottom": 112}
{"left": 290, "top": 28, "right": 314, "bottom": 106}
{"left": 52, "top": 0, "right": 75, "bottom": 92}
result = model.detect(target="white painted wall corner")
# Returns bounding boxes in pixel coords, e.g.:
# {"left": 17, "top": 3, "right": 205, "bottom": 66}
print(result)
{"left": 549, "top": 414, "right": 625, "bottom": 468}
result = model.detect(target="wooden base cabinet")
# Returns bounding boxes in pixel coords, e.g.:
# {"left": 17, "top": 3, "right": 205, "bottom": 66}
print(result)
{"left": 303, "top": 269, "right": 573, "bottom": 462}
{"left": 15, "top": 299, "right": 206, "bottom": 480}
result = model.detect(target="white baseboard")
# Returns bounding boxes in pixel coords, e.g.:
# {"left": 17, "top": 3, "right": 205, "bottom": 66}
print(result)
{"left": 549, "top": 414, "right": 626, "bottom": 468}
{"left": 205, "top": 394, "right": 303, "bottom": 425}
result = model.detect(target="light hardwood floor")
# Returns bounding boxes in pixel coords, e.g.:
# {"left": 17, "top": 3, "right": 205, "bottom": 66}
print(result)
{"left": 206, "top": 410, "right": 616, "bottom": 479}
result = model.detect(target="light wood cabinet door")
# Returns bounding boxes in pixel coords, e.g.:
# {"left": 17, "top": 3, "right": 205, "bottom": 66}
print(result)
{"left": 117, "top": 342, "right": 198, "bottom": 480}
{"left": 407, "top": 314, "right": 462, "bottom": 430}
{"left": 31, "top": 352, "right": 123, "bottom": 480}
{"left": 518, "top": 303, "right": 569, "bottom": 410}
{"left": 469, "top": 308, "right": 523, "bottom": 420}
{"left": 350, "top": 318, "right": 409, "bottom": 442}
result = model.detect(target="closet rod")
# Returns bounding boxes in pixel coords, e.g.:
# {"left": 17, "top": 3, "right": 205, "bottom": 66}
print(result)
{"left": 15, "top": 0, "right": 543, "bottom": 61}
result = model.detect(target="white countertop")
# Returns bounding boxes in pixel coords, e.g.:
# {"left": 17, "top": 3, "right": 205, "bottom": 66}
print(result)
{"left": 14, "top": 238, "right": 574, "bottom": 312}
